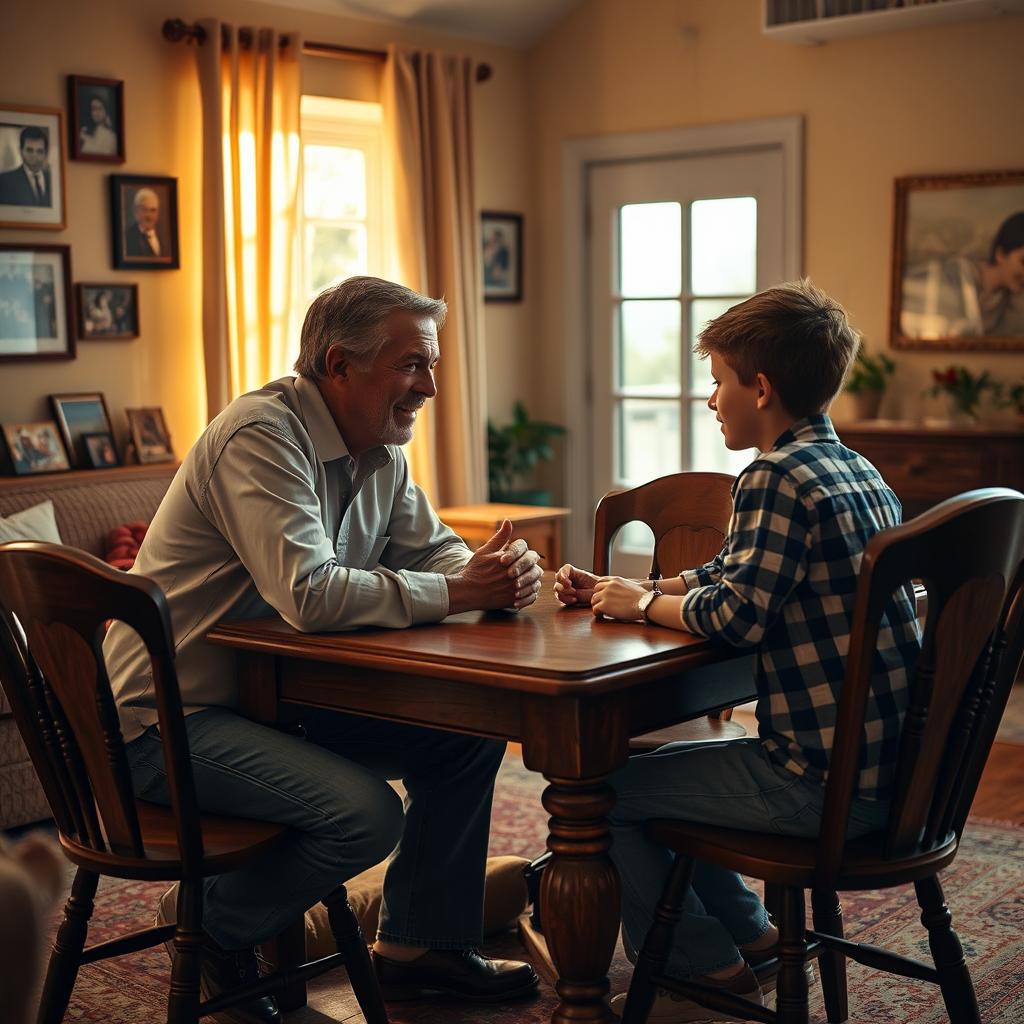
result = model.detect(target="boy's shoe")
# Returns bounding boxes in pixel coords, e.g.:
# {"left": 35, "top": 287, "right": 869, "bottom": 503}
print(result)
{"left": 371, "top": 947, "right": 539, "bottom": 1002}
{"left": 741, "top": 941, "right": 817, "bottom": 995}
{"left": 610, "top": 964, "right": 763, "bottom": 1022}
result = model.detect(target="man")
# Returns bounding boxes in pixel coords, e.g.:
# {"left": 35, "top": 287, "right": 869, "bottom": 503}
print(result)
{"left": 104, "top": 277, "right": 543, "bottom": 1023}
{"left": 124, "top": 187, "right": 165, "bottom": 257}
{"left": 0, "top": 127, "right": 52, "bottom": 207}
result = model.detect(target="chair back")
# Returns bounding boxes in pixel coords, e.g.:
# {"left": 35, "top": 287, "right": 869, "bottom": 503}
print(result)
{"left": 0, "top": 541, "right": 203, "bottom": 870}
{"left": 593, "top": 472, "right": 734, "bottom": 577}
{"left": 816, "top": 488, "right": 1024, "bottom": 884}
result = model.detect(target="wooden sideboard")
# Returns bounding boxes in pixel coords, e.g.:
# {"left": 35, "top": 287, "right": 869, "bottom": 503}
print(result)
{"left": 436, "top": 503, "right": 571, "bottom": 566}
{"left": 835, "top": 422, "right": 1024, "bottom": 517}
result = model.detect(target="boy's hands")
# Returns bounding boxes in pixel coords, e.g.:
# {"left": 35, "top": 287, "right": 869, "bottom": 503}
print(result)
{"left": 553, "top": 563, "right": 601, "bottom": 606}
{"left": 445, "top": 519, "right": 542, "bottom": 614}
{"left": 592, "top": 577, "right": 648, "bottom": 621}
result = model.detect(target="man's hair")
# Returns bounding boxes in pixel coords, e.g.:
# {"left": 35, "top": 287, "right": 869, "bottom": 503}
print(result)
{"left": 695, "top": 279, "right": 860, "bottom": 419}
{"left": 133, "top": 188, "right": 159, "bottom": 210}
{"left": 19, "top": 126, "right": 47, "bottom": 152}
{"left": 990, "top": 211, "right": 1024, "bottom": 262}
{"left": 294, "top": 276, "right": 447, "bottom": 378}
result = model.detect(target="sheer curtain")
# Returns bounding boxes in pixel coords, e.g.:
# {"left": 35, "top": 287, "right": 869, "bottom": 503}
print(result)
{"left": 382, "top": 46, "right": 486, "bottom": 507}
{"left": 197, "top": 20, "right": 301, "bottom": 418}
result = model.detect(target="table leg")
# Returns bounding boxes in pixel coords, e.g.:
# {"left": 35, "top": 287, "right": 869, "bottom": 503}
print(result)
{"left": 539, "top": 774, "right": 619, "bottom": 1024}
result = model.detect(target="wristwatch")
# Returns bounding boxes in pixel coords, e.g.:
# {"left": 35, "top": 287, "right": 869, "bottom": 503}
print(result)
{"left": 637, "top": 580, "right": 663, "bottom": 621}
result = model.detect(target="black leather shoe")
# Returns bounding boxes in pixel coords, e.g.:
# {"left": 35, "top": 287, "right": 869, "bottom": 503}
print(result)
{"left": 372, "top": 948, "right": 539, "bottom": 1002}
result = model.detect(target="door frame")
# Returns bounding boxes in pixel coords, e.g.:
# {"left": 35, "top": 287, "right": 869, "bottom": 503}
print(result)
{"left": 560, "top": 116, "right": 804, "bottom": 566}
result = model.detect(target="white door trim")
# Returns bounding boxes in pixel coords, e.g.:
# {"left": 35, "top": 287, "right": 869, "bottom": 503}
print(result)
{"left": 560, "top": 115, "right": 804, "bottom": 565}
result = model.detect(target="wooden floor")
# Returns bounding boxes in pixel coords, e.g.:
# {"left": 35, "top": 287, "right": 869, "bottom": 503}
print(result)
{"left": 970, "top": 741, "right": 1024, "bottom": 823}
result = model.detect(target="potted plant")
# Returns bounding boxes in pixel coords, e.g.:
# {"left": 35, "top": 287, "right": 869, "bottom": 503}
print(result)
{"left": 487, "top": 401, "right": 566, "bottom": 506}
{"left": 844, "top": 343, "right": 895, "bottom": 420}
{"left": 925, "top": 365, "right": 995, "bottom": 425}
{"left": 996, "top": 381, "right": 1024, "bottom": 427}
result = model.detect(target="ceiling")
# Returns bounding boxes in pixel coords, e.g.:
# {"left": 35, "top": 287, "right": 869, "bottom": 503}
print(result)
{"left": 268, "top": 0, "right": 583, "bottom": 49}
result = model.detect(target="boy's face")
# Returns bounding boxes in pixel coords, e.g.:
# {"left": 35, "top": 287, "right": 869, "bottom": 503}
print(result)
{"left": 708, "top": 352, "right": 763, "bottom": 451}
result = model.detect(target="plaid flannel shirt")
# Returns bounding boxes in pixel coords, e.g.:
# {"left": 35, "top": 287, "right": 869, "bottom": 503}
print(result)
{"left": 680, "top": 415, "right": 920, "bottom": 801}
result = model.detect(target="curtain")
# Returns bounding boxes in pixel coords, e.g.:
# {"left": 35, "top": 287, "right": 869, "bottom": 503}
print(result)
{"left": 382, "top": 47, "right": 486, "bottom": 507}
{"left": 197, "top": 20, "right": 301, "bottom": 419}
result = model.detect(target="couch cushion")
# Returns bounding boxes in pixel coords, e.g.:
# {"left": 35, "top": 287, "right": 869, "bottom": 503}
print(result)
{"left": 0, "top": 501, "right": 62, "bottom": 545}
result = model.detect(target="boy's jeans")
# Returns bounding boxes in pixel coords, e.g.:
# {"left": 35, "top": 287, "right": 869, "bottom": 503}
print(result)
{"left": 126, "top": 706, "right": 505, "bottom": 952}
{"left": 609, "top": 737, "right": 890, "bottom": 978}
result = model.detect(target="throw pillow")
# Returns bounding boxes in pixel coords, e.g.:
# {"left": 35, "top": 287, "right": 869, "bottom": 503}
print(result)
{"left": 0, "top": 501, "right": 62, "bottom": 545}
{"left": 104, "top": 520, "right": 149, "bottom": 570}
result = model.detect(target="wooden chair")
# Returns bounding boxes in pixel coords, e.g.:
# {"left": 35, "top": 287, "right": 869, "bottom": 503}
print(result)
{"left": 0, "top": 541, "right": 388, "bottom": 1024}
{"left": 618, "top": 487, "right": 1024, "bottom": 1024}
{"left": 594, "top": 470, "right": 746, "bottom": 749}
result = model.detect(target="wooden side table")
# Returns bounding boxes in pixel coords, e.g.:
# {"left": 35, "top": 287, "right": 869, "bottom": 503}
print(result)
{"left": 436, "top": 503, "right": 571, "bottom": 566}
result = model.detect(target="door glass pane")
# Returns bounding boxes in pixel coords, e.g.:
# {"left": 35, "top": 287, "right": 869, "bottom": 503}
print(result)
{"left": 304, "top": 145, "right": 366, "bottom": 220}
{"left": 620, "top": 300, "right": 681, "bottom": 393}
{"left": 619, "top": 399, "right": 681, "bottom": 484}
{"left": 689, "top": 401, "right": 756, "bottom": 474}
{"left": 690, "top": 197, "right": 756, "bottom": 296}
{"left": 620, "top": 202, "right": 681, "bottom": 298}
{"left": 687, "top": 297, "right": 743, "bottom": 394}
{"left": 307, "top": 223, "right": 366, "bottom": 294}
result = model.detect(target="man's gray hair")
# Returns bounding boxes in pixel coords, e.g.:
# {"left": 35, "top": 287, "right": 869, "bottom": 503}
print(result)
{"left": 133, "top": 188, "right": 159, "bottom": 210}
{"left": 294, "top": 276, "right": 447, "bottom": 378}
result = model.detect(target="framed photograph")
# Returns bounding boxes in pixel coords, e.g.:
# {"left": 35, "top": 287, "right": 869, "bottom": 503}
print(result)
{"left": 110, "top": 174, "right": 179, "bottom": 270}
{"left": 481, "top": 211, "right": 523, "bottom": 303}
{"left": 76, "top": 282, "right": 138, "bottom": 340}
{"left": 49, "top": 392, "right": 116, "bottom": 468}
{"left": 0, "top": 105, "right": 66, "bottom": 229}
{"left": 126, "top": 407, "right": 174, "bottom": 464}
{"left": 2, "top": 421, "right": 70, "bottom": 475}
{"left": 81, "top": 431, "right": 120, "bottom": 468}
{"left": 0, "top": 244, "right": 75, "bottom": 363}
{"left": 68, "top": 76, "right": 124, "bottom": 164}
{"left": 891, "top": 169, "right": 1024, "bottom": 351}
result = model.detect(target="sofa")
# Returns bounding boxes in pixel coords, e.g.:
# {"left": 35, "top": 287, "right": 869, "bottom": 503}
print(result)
{"left": 0, "top": 463, "right": 177, "bottom": 829}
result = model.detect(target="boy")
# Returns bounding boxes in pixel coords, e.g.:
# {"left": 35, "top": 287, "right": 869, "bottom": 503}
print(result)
{"left": 555, "top": 280, "right": 920, "bottom": 1021}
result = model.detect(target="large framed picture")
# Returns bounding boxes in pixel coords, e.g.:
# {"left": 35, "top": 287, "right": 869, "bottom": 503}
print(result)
{"left": 126, "top": 407, "right": 174, "bottom": 464}
{"left": 68, "top": 75, "right": 125, "bottom": 163}
{"left": 0, "top": 106, "right": 66, "bottom": 230}
{"left": 110, "top": 174, "right": 180, "bottom": 270}
{"left": 49, "top": 392, "right": 117, "bottom": 468}
{"left": 2, "top": 421, "right": 70, "bottom": 475}
{"left": 481, "top": 211, "right": 523, "bottom": 303}
{"left": 891, "top": 170, "right": 1024, "bottom": 351}
{"left": 76, "top": 282, "right": 138, "bottom": 340}
{"left": 0, "top": 244, "right": 75, "bottom": 363}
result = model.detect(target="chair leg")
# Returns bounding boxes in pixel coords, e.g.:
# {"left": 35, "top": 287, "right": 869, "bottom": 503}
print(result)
{"left": 166, "top": 879, "right": 203, "bottom": 1024}
{"left": 776, "top": 887, "right": 810, "bottom": 1024}
{"left": 37, "top": 867, "right": 98, "bottom": 1024}
{"left": 621, "top": 854, "right": 695, "bottom": 1024}
{"left": 915, "top": 875, "right": 980, "bottom": 1024}
{"left": 325, "top": 885, "right": 389, "bottom": 1024}
{"left": 811, "top": 888, "right": 848, "bottom": 1024}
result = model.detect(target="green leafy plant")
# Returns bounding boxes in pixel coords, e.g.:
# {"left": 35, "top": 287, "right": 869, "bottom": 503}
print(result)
{"left": 845, "top": 344, "right": 895, "bottom": 395}
{"left": 996, "top": 381, "right": 1024, "bottom": 415}
{"left": 926, "top": 365, "right": 995, "bottom": 420}
{"left": 487, "top": 401, "right": 566, "bottom": 501}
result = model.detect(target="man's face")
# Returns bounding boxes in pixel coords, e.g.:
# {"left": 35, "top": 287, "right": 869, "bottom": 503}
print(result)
{"left": 343, "top": 311, "right": 440, "bottom": 449}
{"left": 20, "top": 138, "right": 47, "bottom": 173}
{"left": 134, "top": 194, "right": 159, "bottom": 232}
{"left": 708, "top": 352, "right": 762, "bottom": 451}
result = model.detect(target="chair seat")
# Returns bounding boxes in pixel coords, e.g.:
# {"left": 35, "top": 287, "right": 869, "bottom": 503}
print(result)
{"left": 644, "top": 818, "right": 959, "bottom": 890}
{"left": 59, "top": 799, "right": 289, "bottom": 881}
{"left": 630, "top": 717, "right": 747, "bottom": 751}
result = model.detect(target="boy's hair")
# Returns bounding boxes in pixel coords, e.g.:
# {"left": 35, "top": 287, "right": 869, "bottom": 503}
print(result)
{"left": 695, "top": 279, "right": 860, "bottom": 419}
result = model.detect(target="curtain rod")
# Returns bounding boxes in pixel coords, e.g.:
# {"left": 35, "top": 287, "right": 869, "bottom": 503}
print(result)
{"left": 162, "top": 19, "right": 493, "bottom": 82}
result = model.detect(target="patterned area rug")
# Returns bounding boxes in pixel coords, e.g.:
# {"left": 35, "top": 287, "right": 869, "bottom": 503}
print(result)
{"left": 41, "top": 751, "right": 1024, "bottom": 1023}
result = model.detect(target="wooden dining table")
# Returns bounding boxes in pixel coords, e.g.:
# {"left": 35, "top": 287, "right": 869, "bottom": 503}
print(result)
{"left": 207, "top": 576, "right": 756, "bottom": 1024}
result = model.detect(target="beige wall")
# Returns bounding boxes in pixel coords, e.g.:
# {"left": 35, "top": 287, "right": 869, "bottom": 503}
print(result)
{"left": 0, "top": 0, "right": 534, "bottom": 457}
{"left": 527, "top": 0, "right": 1024, "bottom": 441}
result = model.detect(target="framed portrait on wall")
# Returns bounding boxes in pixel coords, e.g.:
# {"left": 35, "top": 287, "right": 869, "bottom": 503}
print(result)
{"left": 0, "top": 105, "right": 66, "bottom": 229}
{"left": 68, "top": 75, "right": 125, "bottom": 163}
{"left": 481, "top": 211, "right": 523, "bottom": 303}
{"left": 49, "top": 392, "right": 117, "bottom": 468}
{"left": 0, "top": 244, "right": 75, "bottom": 363}
{"left": 110, "top": 174, "right": 180, "bottom": 270}
{"left": 76, "top": 282, "right": 138, "bottom": 340}
{"left": 890, "top": 169, "right": 1024, "bottom": 351}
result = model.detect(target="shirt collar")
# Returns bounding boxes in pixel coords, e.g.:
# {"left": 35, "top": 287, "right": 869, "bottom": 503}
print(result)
{"left": 770, "top": 413, "right": 839, "bottom": 452}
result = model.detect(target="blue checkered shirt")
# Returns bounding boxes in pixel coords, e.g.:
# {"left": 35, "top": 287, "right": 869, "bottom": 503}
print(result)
{"left": 680, "top": 415, "right": 921, "bottom": 801}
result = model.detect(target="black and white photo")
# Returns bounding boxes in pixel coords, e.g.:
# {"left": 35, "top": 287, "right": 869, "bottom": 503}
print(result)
{"left": 76, "top": 282, "right": 138, "bottom": 339}
{"left": 68, "top": 76, "right": 124, "bottom": 163}
{"left": 0, "top": 106, "right": 65, "bottom": 229}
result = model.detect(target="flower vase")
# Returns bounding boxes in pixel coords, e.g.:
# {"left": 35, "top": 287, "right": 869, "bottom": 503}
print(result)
{"left": 850, "top": 390, "right": 883, "bottom": 421}
{"left": 947, "top": 396, "right": 979, "bottom": 427}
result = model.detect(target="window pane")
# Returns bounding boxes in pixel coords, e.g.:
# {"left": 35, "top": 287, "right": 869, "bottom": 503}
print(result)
{"left": 690, "top": 197, "right": 756, "bottom": 296}
{"left": 619, "top": 399, "right": 681, "bottom": 484}
{"left": 307, "top": 224, "right": 366, "bottom": 294}
{"left": 620, "top": 202, "right": 681, "bottom": 298}
{"left": 620, "top": 300, "right": 681, "bottom": 393}
{"left": 689, "top": 401, "right": 755, "bottom": 474}
{"left": 687, "top": 297, "right": 744, "bottom": 394}
{"left": 614, "top": 521, "right": 655, "bottom": 561}
{"left": 303, "top": 145, "right": 366, "bottom": 220}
